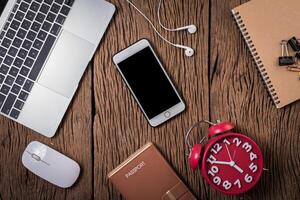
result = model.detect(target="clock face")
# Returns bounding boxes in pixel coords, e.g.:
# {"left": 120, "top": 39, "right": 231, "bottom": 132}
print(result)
{"left": 201, "top": 133, "right": 263, "bottom": 194}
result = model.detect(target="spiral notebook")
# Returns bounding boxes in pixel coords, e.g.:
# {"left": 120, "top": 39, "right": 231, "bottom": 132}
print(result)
{"left": 232, "top": 0, "right": 300, "bottom": 108}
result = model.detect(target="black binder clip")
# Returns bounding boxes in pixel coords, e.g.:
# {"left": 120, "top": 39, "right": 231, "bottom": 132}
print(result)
{"left": 288, "top": 37, "right": 300, "bottom": 52}
{"left": 279, "top": 40, "right": 295, "bottom": 66}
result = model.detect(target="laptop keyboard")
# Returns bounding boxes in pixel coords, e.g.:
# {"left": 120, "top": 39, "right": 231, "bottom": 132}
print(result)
{"left": 0, "top": 0, "right": 74, "bottom": 120}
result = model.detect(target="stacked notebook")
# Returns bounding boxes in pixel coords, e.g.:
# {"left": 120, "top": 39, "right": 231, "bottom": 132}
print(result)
{"left": 232, "top": 0, "right": 300, "bottom": 108}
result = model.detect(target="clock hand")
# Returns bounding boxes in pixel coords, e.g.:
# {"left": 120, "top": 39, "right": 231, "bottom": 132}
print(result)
{"left": 225, "top": 144, "right": 233, "bottom": 161}
{"left": 232, "top": 150, "right": 236, "bottom": 160}
{"left": 233, "top": 163, "right": 244, "bottom": 173}
{"left": 211, "top": 161, "right": 231, "bottom": 165}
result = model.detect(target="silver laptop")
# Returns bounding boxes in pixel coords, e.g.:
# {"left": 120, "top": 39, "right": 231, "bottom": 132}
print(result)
{"left": 0, "top": 0, "right": 115, "bottom": 137}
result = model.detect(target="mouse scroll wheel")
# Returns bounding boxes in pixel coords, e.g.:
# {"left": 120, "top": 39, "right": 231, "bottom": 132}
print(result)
{"left": 31, "top": 154, "right": 41, "bottom": 161}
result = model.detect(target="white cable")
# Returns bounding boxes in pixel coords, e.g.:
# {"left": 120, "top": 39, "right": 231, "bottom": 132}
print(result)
{"left": 157, "top": 0, "right": 178, "bottom": 32}
{"left": 125, "top": 0, "right": 177, "bottom": 47}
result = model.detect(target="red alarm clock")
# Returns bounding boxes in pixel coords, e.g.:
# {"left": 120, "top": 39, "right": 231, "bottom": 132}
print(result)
{"left": 185, "top": 120, "right": 263, "bottom": 195}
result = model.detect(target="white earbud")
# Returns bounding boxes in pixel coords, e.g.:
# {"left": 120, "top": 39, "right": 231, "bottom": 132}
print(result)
{"left": 175, "top": 44, "right": 195, "bottom": 57}
{"left": 126, "top": 0, "right": 195, "bottom": 57}
{"left": 157, "top": 0, "right": 197, "bottom": 34}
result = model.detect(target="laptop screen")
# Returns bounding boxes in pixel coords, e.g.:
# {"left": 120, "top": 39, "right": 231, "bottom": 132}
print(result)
{"left": 0, "top": 1, "right": 8, "bottom": 16}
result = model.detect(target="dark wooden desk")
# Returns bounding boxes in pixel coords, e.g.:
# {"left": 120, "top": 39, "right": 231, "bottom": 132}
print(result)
{"left": 0, "top": 0, "right": 299, "bottom": 199}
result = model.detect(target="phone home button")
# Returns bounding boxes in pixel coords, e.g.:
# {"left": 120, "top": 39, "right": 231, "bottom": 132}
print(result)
{"left": 164, "top": 111, "right": 171, "bottom": 118}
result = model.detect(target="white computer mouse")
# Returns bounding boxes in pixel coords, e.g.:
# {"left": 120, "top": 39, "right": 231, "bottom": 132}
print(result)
{"left": 22, "top": 141, "right": 80, "bottom": 188}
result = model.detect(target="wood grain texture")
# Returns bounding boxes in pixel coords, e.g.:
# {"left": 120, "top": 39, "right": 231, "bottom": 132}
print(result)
{"left": 0, "top": 0, "right": 299, "bottom": 199}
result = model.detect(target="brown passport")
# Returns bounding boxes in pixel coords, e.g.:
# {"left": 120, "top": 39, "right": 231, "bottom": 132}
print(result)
{"left": 107, "top": 142, "right": 197, "bottom": 200}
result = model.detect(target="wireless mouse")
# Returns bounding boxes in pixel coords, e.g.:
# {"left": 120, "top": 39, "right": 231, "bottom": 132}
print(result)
{"left": 22, "top": 141, "right": 80, "bottom": 188}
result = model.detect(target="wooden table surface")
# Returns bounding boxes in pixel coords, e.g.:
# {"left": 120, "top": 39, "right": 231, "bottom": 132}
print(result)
{"left": 1, "top": 0, "right": 300, "bottom": 199}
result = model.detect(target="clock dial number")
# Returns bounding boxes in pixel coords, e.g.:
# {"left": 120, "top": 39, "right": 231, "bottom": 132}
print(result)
{"left": 249, "top": 162, "right": 258, "bottom": 173}
{"left": 211, "top": 143, "right": 222, "bottom": 154}
{"left": 223, "top": 139, "right": 230, "bottom": 145}
{"left": 242, "top": 142, "right": 252, "bottom": 153}
{"left": 206, "top": 154, "right": 217, "bottom": 164}
{"left": 250, "top": 152, "right": 258, "bottom": 161}
{"left": 222, "top": 180, "right": 232, "bottom": 190}
{"left": 244, "top": 173, "right": 253, "bottom": 183}
{"left": 233, "top": 137, "right": 242, "bottom": 147}
{"left": 234, "top": 179, "right": 242, "bottom": 188}
{"left": 213, "top": 176, "right": 222, "bottom": 185}
{"left": 208, "top": 166, "right": 219, "bottom": 176}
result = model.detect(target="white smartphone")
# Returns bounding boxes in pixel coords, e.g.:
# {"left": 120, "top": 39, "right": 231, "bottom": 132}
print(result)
{"left": 113, "top": 39, "right": 185, "bottom": 127}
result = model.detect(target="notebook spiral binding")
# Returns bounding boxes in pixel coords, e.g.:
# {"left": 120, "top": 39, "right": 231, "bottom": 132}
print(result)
{"left": 232, "top": 11, "right": 280, "bottom": 105}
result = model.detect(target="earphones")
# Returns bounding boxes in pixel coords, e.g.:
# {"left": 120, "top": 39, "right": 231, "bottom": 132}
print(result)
{"left": 157, "top": 0, "right": 197, "bottom": 34}
{"left": 126, "top": 0, "right": 197, "bottom": 57}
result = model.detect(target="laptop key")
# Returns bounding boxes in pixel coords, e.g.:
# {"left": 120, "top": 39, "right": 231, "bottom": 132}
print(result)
{"left": 11, "top": 20, "right": 20, "bottom": 31}
{"left": 0, "top": 85, "right": 10, "bottom": 95}
{"left": 18, "top": 49, "right": 28, "bottom": 59}
{"left": 51, "top": 3, "right": 61, "bottom": 13}
{"left": 45, "top": 0, "right": 54, "bottom": 5}
{"left": 0, "top": 65, "right": 9, "bottom": 75}
{"left": 21, "top": 20, "right": 31, "bottom": 30}
{"left": 16, "top": 75, "right": 25, "bottom": 86}
{"left": 4, "top": 56, "right": 14, "bottom": 66}
{"left": 24, "top": 0, "right": 32, "bottom": 4}
{"left": 0, "top": 47, "right": 7, "bottom": 57}
{"left": 14, "top": 99, "right": 24, "bottom": 110}
{"left": 1, "top": 94, "right": 17, "bottom": 115}
{"left": 29, "top": 48, "right": 38, "bottom": 59}
{"left": 46, "top": 12, "right": 56, "bottom": 23}
{"left": 8, "top": 13, "right": 14, "bottom": 22}
{"left": 42, "top": 21, "right": 52, "bottom": 32}
{"left": 23, "top": 80, "right": 34, "bottom": 92}
{"left": 17, "top": 28, "right": 27, "bottom": 38}
{"left": 56, "top": 14, "right": 66, "bottom": 25}
{"left": 25, "top": 10, "right": 36, "bottom": 21}
{"left": 36, "top": 13, "right": 46, "bottom": 23}
{"left": 19, "top": 91, "right": 29, "bottom": 101}
{"left": 3, "top": 22, "right": 10, "bottom": 31}
{"left": 64, "top": 0, "right": 74, "bottom": 7}
{"left": 0, "top": 74, "right": 4, "bottom": 84}
{"left": 12, "top": 4, "right": 19, "bottom": 13}
{"left": 19, "top": 2, "right": 30, "bottom": 13}
{"left": 20, "top": 67, "right": 30, "bottom": 76}
{"left": 6, "top": 29, "right": 16, "bottom": 40}
{"left": 37, "top": 30, "right": 47, "bottom": 41}
{"left": 9, "top": 67, "right": 19, "bottom": 77}
{"left": 15, "top": 11, "right": 25, "bottom": 22}
{"left": 29, "top": 35, "right": 55, "bottom": 81}
{"left": 12, "top": 38, "right": 22, "bottom": 48}
{"left": 8, "top": 46, "right": 18, "bottom": 57}
{"left": 50, "top": 23, "right": 61, "bottom": 36}
{"left": 2, "top": 38, "right": 12, "bottom": 48}
{"left": 5, "top": 76, "right": 15, "bottom": 86}
{"left": 60, "top": 5, "right": 70, "bottom": 16}
{"left": 10, "top": 108, "right": 20, "bottom": 119}
{"left": 33, "top": 39, "right": 43, "bottom": 50}
{"left": 13, "top": 57, "right": 23, "bottom": 68}
{"left": 0, "top": 93, "right": 5, "bottom": 108}
{"left": 24, "top": 57, "right": 34, "bottom": 68}
{"left": 40, "top": 4, "right": 50, "bottom": 15}
{"left": 22, "top": 39, "right": 33, "bottom": 50}
{"left": 11, "top": 84, "right": 21, "bottom": 95}
{"left": 30, "top": 2, "right": 40, "bottom": 12}
{"left": 27, "top": 31, "right": 37, "bottom": 41}
{"left": 31, "top": 22, "right": 41, "bottom": 32}
{"left": 55, "top": 0, "right": 63, "bottom": 4}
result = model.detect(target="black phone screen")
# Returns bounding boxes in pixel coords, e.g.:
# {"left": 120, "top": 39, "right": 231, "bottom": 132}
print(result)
{"left": 0, "top": 1, "right": 8, "bottom": 16}
{"left": 118, "top": 46, "right": 181, "bottom": 119}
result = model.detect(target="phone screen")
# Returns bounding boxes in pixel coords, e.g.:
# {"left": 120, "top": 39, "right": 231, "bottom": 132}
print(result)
{"left": 118, "top": 46, "right": 181, "bottom": 119}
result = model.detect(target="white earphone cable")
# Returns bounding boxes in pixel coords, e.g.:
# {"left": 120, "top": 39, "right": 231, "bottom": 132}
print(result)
{"left": 157, "top": 0, "right": 178, "bottom": 32}
{"left": 125, "top": 0, "right": 177, "bottom": 47}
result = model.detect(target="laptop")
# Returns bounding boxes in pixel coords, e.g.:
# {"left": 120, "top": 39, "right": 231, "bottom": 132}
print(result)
{"left": 0, "top": 0, "right": 115, "bottom": 137}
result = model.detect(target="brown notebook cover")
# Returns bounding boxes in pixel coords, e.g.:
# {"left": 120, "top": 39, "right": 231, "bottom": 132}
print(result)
{"left": 232, "top": 0, "right": 300, "bottom": 108}
{"left": 107, "top": 142, "right": 196, "bottom": 200}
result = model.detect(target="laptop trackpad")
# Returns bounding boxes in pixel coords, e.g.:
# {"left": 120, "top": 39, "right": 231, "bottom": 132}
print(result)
{"left": 38, "top": 30, "right": 95, "bottom": 98}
